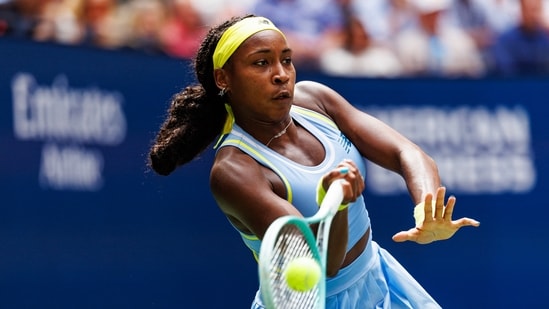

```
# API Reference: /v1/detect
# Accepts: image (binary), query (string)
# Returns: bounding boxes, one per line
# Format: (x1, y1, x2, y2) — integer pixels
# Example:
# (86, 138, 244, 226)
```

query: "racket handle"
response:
(319, 179, 345, 218)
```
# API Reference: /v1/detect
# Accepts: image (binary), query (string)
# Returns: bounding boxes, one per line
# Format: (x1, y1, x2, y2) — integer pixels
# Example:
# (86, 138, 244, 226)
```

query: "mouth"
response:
(273, 90, 292, 100)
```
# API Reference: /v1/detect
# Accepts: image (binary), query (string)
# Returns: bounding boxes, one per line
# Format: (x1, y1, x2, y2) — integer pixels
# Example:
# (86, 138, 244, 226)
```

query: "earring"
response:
(218, 87, 226, 96)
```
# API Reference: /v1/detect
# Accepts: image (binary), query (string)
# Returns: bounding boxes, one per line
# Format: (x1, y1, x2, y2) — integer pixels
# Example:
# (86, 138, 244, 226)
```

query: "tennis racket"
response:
(258, 179, 345, 309)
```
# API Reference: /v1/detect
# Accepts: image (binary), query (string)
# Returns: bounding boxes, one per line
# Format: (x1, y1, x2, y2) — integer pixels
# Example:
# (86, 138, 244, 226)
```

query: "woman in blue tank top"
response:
(148, 15, 480, 309)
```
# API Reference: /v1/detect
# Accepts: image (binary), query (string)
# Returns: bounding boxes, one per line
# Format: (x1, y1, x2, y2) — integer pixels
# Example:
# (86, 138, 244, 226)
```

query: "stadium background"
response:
(1, 36, 548, 308)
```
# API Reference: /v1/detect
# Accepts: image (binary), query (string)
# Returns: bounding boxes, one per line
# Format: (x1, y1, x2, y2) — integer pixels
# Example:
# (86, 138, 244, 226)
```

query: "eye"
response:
(282, 57, 292, 65)
(254, 59, 268, 66)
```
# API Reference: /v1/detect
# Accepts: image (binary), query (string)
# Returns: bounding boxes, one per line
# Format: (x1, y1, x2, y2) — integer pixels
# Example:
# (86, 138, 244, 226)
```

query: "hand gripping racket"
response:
(258, 179, 345, 309)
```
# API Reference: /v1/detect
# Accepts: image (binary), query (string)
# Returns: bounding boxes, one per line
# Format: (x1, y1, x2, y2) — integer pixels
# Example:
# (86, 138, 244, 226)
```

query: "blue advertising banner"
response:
(1, 39, 548, 308)
(304, 75, 549, 309)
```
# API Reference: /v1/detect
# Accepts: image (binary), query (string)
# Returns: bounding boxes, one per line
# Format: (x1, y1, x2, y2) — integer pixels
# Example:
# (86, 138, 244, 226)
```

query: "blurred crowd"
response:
(2, 0, 549, 78)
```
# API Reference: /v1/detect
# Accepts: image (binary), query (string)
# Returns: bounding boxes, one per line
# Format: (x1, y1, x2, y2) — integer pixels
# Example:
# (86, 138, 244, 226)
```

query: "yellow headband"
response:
(212, 17, 285, 70)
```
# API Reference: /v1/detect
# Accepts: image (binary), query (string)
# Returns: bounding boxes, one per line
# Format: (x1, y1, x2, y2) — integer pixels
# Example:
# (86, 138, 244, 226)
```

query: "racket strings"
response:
(268, 224, 320, 309)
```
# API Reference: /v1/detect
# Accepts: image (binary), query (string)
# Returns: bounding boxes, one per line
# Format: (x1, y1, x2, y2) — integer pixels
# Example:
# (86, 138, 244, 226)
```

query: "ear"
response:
(214, 69, 229, 90)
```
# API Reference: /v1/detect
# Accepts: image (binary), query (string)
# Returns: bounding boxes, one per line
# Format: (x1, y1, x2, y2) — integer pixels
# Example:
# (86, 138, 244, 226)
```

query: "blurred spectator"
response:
(33, 0, 129, 48)
(4, 0, 549, 78)
(33, 0, 84, 45)
(251, 0, 345, 70)
(393, 0, 485, 77)
(448, 0, 494, 50)
(350, 0, 416, 45)
(320, 11, 403, 77)
(80, 0, 128, 49)
(189, 0, 258, 25)
(446, 0, 503, 70)
(0, 0, 18, 36)
(126, 0, 166, 55)
(478, 0, 520, 34)
(0, 0, 47, 38)
(490, 0, 549, 76)
(544, 0, 549, 31)
(159, 0, 207, 59)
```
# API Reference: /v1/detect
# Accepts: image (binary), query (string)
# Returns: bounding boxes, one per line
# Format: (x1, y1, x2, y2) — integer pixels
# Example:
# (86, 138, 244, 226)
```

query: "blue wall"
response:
(1, 39, 547, 308)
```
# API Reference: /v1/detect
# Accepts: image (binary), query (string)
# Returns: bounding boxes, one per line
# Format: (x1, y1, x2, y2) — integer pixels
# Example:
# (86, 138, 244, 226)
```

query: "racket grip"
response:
(316, 179, 346, 214)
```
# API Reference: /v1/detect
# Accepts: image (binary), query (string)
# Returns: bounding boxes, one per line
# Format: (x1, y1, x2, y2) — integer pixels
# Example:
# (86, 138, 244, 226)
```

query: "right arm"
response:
(209, 147, 363, 275)
(209, 147, 300, 239)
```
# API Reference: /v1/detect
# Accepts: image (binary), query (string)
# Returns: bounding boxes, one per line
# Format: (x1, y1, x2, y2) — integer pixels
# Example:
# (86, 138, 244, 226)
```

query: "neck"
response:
(266, 117, 293, 147)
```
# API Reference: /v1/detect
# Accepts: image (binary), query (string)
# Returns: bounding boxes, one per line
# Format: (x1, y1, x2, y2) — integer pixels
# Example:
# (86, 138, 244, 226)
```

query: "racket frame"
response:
(259, 180, 345, 309)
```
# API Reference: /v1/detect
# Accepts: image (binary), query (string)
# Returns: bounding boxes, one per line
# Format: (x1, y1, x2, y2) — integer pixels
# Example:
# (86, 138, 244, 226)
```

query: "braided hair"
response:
(148, 15, 254, 176)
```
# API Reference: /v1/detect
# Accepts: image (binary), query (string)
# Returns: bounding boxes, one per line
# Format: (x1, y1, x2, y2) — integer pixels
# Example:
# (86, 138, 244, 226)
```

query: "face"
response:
(216, 30, 296, 125)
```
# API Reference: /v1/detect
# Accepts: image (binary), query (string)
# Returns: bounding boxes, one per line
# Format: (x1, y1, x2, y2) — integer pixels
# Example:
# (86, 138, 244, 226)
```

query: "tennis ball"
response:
(284, 256, 321, 292)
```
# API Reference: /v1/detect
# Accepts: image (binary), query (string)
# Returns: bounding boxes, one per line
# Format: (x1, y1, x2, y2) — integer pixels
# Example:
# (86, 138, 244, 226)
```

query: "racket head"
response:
(259, 217, 325, 309)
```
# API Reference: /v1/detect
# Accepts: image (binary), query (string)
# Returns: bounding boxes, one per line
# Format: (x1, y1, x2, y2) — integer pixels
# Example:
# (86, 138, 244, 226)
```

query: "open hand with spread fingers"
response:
(392, 187, 480, 244)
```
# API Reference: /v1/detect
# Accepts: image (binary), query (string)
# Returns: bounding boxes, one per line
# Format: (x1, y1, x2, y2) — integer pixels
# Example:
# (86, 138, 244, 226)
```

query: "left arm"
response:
(295, 80, 440, 202)
(294, 81, 480, 244)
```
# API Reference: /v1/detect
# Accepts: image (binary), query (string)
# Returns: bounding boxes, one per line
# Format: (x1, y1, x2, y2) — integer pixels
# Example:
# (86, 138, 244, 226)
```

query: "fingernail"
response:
(339, 167, 349, 174)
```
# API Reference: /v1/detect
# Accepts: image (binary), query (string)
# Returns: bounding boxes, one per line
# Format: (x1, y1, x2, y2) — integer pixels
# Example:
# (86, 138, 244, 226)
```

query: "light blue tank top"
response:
(216, 105, 371, 262)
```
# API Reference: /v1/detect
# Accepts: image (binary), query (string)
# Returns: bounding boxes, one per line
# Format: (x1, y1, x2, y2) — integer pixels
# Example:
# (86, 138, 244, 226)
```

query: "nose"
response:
(272, 62, 290, 84)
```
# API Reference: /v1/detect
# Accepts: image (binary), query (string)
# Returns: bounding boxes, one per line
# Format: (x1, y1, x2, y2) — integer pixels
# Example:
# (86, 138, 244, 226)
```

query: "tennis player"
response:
(148, 15, 480, 308)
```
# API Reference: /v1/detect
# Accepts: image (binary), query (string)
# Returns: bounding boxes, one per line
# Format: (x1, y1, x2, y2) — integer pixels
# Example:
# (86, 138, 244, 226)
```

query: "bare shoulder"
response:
(295, 80, 326, 93)
(210, 147, 271, 211)
(210, 147, 266, 196)
(209, 146, 296, 237)
(294, 81, 334, 101)
(293, 81, 334, 113)
(294, 80, 353, 119)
